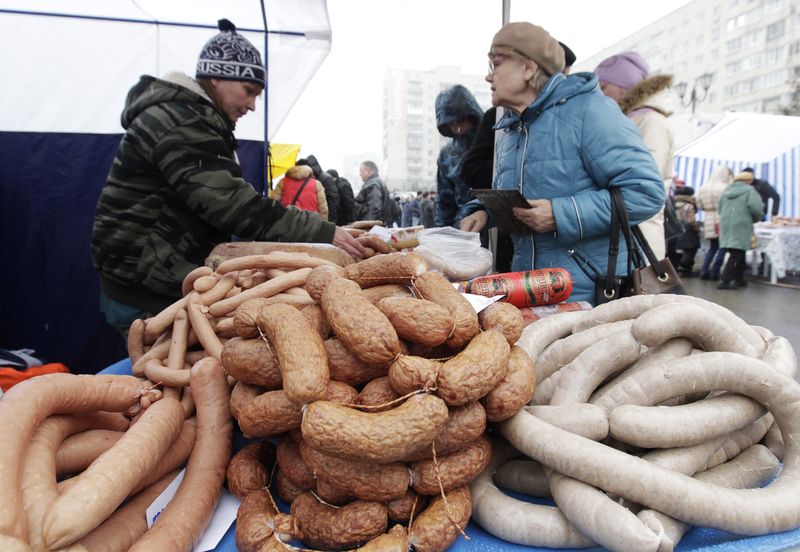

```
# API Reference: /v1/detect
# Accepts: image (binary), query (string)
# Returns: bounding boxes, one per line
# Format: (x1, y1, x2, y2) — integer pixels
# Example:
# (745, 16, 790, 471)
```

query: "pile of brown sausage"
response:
(221, 251, 536, 551)
(0, 249, 537, 552)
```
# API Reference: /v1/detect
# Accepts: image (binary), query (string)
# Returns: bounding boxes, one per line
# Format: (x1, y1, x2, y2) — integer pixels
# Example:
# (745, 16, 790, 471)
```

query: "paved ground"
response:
(681, 274, 800, 354)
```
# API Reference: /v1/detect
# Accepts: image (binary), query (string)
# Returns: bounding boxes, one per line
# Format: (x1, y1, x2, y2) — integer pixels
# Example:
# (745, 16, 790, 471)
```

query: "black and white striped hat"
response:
(196, 19, 265, 86)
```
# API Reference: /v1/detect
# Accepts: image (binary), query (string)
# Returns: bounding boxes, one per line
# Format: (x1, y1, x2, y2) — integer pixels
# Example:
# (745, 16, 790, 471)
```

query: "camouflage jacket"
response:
(91, 72, 335, 309)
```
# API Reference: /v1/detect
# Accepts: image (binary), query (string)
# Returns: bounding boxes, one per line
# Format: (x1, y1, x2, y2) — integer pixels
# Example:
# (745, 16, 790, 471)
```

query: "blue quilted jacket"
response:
(472, 71, 665, 304)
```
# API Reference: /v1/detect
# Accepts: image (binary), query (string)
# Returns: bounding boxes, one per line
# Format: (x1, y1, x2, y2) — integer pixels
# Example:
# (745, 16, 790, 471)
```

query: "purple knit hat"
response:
(594, 52, 650, 89)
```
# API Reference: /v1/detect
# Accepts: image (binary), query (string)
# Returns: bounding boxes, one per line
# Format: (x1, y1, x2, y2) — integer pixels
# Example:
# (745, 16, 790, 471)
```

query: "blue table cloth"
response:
(102, 358, 800, 551)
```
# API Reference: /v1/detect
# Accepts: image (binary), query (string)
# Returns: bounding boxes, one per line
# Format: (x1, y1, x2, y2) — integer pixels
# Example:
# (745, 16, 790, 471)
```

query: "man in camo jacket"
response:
(91, 19, 364, 332)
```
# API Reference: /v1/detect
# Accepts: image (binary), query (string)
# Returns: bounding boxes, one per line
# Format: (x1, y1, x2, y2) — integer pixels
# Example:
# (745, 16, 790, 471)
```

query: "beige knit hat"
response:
(491, 22, 565, 76)
(734, 171, 754, 183)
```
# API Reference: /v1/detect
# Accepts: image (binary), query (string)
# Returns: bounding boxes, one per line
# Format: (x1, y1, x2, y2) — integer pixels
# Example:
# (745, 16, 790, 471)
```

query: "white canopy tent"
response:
(0, 0, 331, 139)
(674, 112, 800, 218)
(0, 0, 331, 374)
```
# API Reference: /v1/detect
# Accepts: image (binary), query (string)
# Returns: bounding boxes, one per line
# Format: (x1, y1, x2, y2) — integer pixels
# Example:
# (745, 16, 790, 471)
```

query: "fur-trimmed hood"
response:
(619, 74, 674, 117)
(286, 164, 314, 180)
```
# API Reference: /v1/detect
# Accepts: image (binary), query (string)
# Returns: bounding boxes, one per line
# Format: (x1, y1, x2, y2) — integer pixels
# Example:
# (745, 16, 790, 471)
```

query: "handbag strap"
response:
(290, 177, 312, 206)
(603, 190, 623, 298)
(611, 188, 669, 279)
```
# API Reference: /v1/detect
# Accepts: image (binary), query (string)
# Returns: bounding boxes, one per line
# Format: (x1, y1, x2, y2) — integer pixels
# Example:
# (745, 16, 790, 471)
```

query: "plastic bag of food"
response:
(413, 227, 493, 281)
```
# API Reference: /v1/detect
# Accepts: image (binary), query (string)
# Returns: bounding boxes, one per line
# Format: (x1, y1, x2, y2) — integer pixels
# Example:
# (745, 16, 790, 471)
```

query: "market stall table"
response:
(101, 358, 800, 552)
(753, 225, 800, 284)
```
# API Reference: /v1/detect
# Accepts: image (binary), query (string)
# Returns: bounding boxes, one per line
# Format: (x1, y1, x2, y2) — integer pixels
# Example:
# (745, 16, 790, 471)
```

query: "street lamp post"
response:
(675, 72, 714, 114)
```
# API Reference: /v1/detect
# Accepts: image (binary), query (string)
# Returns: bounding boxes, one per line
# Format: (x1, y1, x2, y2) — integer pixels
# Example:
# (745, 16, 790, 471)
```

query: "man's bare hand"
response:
(513, 199, 555, 233)
(333, 226, 367, 260)
(460, 210, 489, 233)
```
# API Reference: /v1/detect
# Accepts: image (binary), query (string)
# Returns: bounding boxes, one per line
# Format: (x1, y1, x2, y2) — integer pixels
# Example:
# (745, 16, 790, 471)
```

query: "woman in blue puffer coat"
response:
(460, 22, 664, 305)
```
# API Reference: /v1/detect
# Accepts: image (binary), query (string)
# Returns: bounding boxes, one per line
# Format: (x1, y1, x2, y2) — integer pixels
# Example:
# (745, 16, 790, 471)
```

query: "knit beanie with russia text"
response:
(196, 19, 266, 86)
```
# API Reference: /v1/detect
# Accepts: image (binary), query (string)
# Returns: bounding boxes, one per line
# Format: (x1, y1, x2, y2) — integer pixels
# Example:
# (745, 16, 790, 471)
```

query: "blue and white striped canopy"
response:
(675, 112, 800, 218)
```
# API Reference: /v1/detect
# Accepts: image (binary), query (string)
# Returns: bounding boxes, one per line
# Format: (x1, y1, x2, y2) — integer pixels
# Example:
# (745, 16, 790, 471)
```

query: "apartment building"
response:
(381, 66, 491, 192)
(575, 0, 800, 115)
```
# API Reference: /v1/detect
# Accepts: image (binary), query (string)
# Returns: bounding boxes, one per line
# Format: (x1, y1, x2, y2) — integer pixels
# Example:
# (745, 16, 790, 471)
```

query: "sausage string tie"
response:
(340, 388, 428, 411)
(257, 326, 274, 356)
(431, 441, 470, 541)
(310, 490, 341, 509)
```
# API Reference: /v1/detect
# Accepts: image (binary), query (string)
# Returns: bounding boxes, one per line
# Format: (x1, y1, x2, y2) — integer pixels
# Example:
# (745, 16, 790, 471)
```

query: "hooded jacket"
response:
(274, 165, 328, 220)
(696, 166, 733, 239)
(328, 169, 355, 225)
(479, 71, 664, 305)
(718, 180, 764, 250)
(435, 85, 485, 228)
(302, 155, 340, 223)
(618, 74, 676, 259)
(91, 72, 335, 310)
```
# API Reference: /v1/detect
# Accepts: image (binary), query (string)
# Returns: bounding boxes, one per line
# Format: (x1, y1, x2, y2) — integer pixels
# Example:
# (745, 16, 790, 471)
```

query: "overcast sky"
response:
(272, 0, 693, 172)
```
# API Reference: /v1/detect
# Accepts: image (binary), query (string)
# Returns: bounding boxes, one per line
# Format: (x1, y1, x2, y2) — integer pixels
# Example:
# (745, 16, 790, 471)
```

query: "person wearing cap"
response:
(716, 171, 764, 290)
(459, 22, 664, 305)
(595, 51, 676, 260)
(91, 19, 365, 333)
(460, 41, 576, 272)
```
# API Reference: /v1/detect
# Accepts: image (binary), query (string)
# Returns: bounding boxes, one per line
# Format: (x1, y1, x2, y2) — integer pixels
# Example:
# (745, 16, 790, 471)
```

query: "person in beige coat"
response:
(596, 52, 675, 260)
(695, 165, 733, 280)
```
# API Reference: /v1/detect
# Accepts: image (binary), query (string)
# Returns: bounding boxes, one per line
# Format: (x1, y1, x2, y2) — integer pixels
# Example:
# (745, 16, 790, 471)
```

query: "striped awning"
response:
(674, 112, 800, 218)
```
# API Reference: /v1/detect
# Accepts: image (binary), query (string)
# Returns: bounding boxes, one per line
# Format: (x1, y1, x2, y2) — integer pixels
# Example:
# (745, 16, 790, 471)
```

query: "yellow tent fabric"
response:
(269, 143, 302, 182)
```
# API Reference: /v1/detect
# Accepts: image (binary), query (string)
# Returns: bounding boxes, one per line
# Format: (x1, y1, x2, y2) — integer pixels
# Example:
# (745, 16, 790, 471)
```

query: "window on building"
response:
(747, 7, 763, 24)
(712, 27, 721, 40)
(696, 54, 704, 65)
(791, 41, 800, 56)
(767, 47, 783, 63)
(712, 48, 720, 60)
(696, 34, 704, 46)
(709, 92, 717, 103)
(767, 20, 786, 41)
(765, 0, 784, 12)
(744, 30, 761, 46)
(726, 37, 742, 53)
(763, 96, 782, 111)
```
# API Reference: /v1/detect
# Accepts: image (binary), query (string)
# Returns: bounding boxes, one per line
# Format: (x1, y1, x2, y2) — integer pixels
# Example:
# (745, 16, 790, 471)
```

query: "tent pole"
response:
(260, 0, 270, 196)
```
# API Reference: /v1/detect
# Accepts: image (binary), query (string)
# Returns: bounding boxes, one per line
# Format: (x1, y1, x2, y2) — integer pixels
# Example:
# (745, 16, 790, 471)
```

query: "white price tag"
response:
(368, 225, 393, 241)
(462, 292, 504, 313)
(146, 469, 240, 552)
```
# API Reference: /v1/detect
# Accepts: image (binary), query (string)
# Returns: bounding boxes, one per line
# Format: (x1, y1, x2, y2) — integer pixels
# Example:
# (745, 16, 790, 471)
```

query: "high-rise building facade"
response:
(382, 66, 491, 192)
(575, 0, 800, 115)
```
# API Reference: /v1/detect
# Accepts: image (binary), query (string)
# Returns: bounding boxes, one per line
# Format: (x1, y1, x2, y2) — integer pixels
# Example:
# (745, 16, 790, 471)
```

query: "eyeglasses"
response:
(487, 49, 528, 75)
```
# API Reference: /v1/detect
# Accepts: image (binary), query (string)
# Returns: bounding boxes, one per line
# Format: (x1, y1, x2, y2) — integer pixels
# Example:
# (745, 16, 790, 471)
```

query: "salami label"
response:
(464, 268, 573, 307)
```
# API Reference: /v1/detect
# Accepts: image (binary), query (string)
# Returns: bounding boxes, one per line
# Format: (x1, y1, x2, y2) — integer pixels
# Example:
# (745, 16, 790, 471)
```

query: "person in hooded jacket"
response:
(717, 171, 764, 290)
(695, 165, 733, 280)
(460, 22, 664, 306)
(595, 52, 675, 261)
(297, 155, 339, 224)
(272, 164, 329, 220)
(327, 169, 355, 225)
(434, 84, 485, 228)
(91, 20, 364, 333)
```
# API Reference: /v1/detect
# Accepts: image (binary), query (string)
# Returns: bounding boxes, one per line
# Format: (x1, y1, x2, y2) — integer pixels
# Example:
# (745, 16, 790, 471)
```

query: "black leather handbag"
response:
(596, 188, 685, 305)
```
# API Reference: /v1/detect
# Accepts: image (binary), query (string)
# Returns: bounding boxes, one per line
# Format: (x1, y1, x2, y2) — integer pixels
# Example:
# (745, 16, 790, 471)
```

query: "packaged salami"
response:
(462, 268, 573, 307)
